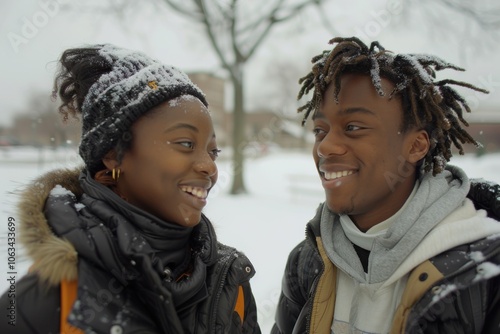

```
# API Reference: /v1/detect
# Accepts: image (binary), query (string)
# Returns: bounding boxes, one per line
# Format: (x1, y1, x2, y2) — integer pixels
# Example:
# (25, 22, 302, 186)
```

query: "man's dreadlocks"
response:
(298, 36, 489, 175)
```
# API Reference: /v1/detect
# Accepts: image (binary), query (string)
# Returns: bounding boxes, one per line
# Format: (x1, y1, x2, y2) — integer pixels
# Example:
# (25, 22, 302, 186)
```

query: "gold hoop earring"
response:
(112, 168, 121, 181)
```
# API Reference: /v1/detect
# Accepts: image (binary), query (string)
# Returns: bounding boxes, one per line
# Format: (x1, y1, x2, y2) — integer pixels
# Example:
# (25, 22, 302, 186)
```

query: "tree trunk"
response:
(230, 65, 247, 194)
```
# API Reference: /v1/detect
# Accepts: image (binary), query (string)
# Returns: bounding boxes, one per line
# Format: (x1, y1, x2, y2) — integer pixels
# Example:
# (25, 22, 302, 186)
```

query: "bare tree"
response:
(158, 0, 328, 194)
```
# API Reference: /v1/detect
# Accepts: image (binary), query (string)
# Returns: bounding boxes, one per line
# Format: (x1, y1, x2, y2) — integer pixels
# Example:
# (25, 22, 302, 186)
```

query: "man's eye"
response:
(346, 124, 361, 131)
(313, 128, 325, 136)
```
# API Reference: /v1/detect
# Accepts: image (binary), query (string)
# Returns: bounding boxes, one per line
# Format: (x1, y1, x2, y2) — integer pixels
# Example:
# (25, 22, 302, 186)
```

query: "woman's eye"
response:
(210, 148, 222, 158)
(178, 141, 195, 149)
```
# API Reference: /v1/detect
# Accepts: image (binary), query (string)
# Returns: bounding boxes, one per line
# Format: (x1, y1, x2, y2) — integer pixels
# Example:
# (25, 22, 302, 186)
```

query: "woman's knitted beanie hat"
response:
(79, 44, 207, 172)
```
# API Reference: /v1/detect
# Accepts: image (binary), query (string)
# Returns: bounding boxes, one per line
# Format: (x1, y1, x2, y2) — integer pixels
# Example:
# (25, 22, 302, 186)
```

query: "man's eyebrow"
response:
(313, 108, 376, 120)
(312, 111, 325, 120)
(165, 123, 199, 133)
(341, 107, 376, 116)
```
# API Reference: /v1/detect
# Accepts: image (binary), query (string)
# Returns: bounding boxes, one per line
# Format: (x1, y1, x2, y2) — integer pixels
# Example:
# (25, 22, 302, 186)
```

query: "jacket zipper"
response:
(305, 276, 321, 334)
(304, 224, 324, 334)
(208, 249, 239, 334)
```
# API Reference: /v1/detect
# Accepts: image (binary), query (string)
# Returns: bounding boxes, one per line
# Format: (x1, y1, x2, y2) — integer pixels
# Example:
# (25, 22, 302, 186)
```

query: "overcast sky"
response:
(1, 0, 499, 127)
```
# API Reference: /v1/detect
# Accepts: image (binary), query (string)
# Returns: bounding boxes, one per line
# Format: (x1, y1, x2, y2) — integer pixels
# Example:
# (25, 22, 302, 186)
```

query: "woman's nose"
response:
(194, 153, 217, 177)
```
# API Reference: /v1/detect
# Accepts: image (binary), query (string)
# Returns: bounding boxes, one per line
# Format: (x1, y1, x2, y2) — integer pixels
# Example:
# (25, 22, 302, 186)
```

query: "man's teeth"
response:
(324, 170, 353, 180)
(181, 186, 207, 199)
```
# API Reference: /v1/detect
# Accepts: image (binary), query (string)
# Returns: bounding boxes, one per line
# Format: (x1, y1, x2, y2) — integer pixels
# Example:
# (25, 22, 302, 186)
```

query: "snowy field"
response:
(1, 146, 500, 332)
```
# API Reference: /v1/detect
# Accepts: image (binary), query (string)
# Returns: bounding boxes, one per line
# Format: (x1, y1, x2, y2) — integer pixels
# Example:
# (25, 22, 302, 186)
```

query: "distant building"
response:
(187, 72, 315, 150)
(237, 108, 314, 150)
(187, 72, 229, 146)
(8, 107, 81, 148)
(461, 108, 500, 154)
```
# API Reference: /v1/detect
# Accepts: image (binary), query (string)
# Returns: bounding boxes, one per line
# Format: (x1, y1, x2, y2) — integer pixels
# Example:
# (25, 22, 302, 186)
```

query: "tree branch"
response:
(237, 0, 285, 34)
(244, 0, 323, 60)
(163, 0, 204, 20)
(434, 0, 500, 29)
(272, 0, 319, 23)
(314, 1, 339, 36)
(230, 0, 245, 63)
(192, 0, 233, 72)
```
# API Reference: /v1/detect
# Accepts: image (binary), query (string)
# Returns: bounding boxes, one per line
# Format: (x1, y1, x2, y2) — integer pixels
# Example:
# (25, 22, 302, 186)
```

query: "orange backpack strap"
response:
(61, 280, 245, 330)
(234, 285, 245, 325)
(60, 279, 84, 334)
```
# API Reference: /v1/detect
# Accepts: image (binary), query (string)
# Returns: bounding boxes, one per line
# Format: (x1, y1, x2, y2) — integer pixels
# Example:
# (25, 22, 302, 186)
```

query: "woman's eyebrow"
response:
(165, 123, 199, 133)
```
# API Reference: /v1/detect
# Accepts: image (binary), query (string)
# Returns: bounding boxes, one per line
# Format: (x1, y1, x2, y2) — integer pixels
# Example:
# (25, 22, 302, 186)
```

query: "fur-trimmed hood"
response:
(18, 168, 84, 285)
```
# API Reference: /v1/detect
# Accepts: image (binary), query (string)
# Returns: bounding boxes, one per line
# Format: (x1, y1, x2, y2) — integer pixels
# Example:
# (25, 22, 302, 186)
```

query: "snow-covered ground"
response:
(1, 146, 499, 332)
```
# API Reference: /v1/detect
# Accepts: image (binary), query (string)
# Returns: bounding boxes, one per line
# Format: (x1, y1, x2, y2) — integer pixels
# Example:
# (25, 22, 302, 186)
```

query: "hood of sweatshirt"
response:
(320, 165, 496, 284)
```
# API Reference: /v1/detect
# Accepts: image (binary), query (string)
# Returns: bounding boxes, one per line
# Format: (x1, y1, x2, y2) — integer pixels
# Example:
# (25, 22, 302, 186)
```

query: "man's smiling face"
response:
(312, 73, 429, 231)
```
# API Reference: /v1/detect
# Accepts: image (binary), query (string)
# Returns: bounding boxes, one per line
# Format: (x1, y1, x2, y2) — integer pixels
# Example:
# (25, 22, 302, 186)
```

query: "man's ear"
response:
(408, 130, 430, 164)
(102, 150, 119, 170)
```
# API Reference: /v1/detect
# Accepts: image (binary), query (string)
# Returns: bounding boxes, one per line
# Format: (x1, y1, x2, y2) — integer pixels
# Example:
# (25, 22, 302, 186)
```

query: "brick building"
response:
(187, 72, 229, 146)
(461, 109, 500, 154)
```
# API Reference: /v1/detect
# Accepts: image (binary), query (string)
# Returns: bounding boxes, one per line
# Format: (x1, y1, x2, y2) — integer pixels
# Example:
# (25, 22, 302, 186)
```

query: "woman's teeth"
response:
(180, 186, 207, 199)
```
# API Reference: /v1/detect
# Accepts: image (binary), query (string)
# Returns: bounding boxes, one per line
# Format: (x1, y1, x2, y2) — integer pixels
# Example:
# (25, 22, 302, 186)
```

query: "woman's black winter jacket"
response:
(0, 168, 261, 334)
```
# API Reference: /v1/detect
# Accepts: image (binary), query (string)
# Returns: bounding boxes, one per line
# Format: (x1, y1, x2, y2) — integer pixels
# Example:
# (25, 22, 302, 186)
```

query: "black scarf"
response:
(80, 170, 194, 279)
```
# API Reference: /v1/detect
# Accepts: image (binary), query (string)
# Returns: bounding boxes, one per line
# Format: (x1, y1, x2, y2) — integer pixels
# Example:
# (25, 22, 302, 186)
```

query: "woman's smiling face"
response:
(107, 95, 219, 227)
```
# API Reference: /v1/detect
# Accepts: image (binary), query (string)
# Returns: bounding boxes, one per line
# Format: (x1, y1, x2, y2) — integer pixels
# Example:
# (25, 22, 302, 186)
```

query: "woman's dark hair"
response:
(298, 37, 489, 175)
(54, 46, 112, 120)
(53, 46, 131, 170)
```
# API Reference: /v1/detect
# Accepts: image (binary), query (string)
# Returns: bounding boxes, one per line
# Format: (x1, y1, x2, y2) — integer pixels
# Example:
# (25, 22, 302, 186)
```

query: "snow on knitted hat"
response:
(79, 44, 207, 172)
